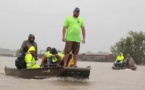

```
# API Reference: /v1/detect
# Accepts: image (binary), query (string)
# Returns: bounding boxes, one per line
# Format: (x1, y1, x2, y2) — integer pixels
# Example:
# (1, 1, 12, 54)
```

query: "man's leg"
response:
(64, 54, 70, 66)
(63, 41, 73, 67)
(72, 42, 80, 67)
(73, 54, 78, 66)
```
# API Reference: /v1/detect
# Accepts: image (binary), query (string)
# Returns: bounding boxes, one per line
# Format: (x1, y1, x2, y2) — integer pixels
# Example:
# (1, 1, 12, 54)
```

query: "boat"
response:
(4, 66, 91, 79)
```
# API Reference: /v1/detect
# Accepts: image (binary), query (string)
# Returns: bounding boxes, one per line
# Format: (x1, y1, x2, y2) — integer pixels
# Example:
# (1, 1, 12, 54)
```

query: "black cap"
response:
(74, 7, 80, 12)
(50, 48, 58, 54)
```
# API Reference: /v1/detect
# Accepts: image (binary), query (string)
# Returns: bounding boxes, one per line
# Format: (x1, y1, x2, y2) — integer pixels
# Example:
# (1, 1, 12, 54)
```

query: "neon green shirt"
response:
(64, 16, 84, 42)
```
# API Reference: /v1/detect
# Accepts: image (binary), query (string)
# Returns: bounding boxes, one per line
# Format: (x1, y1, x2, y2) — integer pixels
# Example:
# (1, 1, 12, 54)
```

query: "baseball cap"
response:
(74, 7, 80, 12)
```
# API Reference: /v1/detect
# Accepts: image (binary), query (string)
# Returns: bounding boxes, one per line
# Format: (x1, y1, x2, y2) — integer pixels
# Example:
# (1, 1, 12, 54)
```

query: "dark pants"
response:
(114, 61, 122, 67)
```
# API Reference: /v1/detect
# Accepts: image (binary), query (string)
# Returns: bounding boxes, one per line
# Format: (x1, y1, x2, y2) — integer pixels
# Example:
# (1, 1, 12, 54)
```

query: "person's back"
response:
(128, 57, 135, 67)
(15, 53, 26, 69)
(25, 46, 40, 69)
(126, 54, 136, 68)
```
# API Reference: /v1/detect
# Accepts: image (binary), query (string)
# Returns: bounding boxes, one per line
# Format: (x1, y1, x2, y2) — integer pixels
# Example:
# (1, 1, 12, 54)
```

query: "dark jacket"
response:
(19, 40, 38, 56)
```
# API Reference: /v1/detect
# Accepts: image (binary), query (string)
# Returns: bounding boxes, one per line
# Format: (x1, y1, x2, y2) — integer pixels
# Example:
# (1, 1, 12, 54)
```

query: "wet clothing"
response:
(25, 53, 40, 69)
(19, 40, 37, 56)
(64, 16, 84, 42)
(115, 53, 124, 63)
(24, 46, 40, 69)
(64, 41, 80, 54)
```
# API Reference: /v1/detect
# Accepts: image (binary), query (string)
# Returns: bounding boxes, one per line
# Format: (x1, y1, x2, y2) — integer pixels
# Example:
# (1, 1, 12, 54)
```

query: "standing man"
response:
(19, 34, 38, 60)
(62, 7, 86, 67)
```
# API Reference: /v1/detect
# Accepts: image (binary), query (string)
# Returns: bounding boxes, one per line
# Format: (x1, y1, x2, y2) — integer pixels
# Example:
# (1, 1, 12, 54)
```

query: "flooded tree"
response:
(111, 31, 145, 65)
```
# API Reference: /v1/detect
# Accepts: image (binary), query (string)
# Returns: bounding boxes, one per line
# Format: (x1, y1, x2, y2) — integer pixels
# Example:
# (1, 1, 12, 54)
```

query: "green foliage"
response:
(111, 31, 145, 65)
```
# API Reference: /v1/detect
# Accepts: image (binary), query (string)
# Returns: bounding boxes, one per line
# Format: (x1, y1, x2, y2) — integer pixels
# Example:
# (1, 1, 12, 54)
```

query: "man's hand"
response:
(52, 55, 55, 58)
(82, 38, 85, 44)
(62, 37, 66, 42)
(62, 26, 66, 42)
(54, 54, 59, 58)
(35, 57, 38, 61)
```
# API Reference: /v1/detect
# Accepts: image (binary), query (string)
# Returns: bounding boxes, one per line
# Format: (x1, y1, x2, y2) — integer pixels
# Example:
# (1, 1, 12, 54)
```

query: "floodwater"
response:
(0, 56, 145, 90)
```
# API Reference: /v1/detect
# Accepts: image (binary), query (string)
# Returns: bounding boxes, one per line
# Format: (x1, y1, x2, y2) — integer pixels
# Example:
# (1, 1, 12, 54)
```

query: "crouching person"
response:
(45, 48, 64, 66)
(40, 47, 51, 67)
(25, 46, 40, 69)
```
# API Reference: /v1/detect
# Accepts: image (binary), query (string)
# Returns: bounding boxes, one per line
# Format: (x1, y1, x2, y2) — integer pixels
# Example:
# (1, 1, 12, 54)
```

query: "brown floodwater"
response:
(0, 56, 145, 90)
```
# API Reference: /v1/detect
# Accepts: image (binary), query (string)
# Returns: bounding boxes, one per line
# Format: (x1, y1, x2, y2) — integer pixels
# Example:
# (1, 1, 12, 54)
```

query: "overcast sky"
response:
(0, 0, 145, 53)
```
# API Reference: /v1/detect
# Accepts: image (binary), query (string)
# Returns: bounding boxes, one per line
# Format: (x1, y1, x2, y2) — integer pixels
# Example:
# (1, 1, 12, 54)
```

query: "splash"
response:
(42, 77, 91, 83)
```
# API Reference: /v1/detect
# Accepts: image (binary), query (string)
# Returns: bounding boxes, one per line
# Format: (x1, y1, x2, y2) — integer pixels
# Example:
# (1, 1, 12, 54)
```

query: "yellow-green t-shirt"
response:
(64, 16, 84, 42)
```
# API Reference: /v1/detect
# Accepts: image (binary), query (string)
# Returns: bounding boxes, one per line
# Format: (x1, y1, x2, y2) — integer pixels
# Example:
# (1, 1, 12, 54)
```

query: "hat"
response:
(74, 7, 80, 12)
(28, 46, 35, 52)
(29, 34, 35, 38)
(28, 34, 35, 40)
(50, 48, 58, 54)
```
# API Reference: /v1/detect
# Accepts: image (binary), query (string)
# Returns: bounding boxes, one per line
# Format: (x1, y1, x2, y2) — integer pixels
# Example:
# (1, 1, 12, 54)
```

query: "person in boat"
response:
(44, 48, 64, 66)
(125, 54, 137, 69)
(25, 46, 40, 69)
(114, 52, 124, 67)
(59, 54, 74, 67)
(19, 34, 38, 60)
(40, 47, 51, 67)
(62, 7, 86, 67)
(67, 54, 74, 67)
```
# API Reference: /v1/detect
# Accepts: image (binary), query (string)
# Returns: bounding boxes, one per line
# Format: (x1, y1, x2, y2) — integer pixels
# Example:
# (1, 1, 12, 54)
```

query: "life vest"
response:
(45, 51, 64, 63)
(25, 53, 40, 69)
(24, 46, 40, 69)
(68, 58, 74, 67)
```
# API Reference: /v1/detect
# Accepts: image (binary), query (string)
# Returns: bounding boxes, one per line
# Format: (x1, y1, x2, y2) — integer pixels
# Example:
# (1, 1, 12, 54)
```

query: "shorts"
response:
(64, 41, 80, 54)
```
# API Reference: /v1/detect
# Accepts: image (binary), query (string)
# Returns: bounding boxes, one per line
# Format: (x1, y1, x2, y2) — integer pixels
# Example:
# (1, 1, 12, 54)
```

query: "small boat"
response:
(4, 66, 91, 79)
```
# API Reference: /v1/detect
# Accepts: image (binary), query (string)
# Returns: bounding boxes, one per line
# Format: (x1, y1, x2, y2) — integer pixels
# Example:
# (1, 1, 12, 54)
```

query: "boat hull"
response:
(5, 66, 90, 79)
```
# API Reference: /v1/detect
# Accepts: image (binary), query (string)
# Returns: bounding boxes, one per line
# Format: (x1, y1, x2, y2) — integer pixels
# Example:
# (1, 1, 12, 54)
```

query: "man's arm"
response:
(62, 17, 68, 42)
(62, 26, 67, 42)
(81, 26, 86, 43)
(41, 55, 46, 65)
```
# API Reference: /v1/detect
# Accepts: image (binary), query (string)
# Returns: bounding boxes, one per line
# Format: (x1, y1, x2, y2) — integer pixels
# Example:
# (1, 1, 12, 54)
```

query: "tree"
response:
(111, 31, 145, 65)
